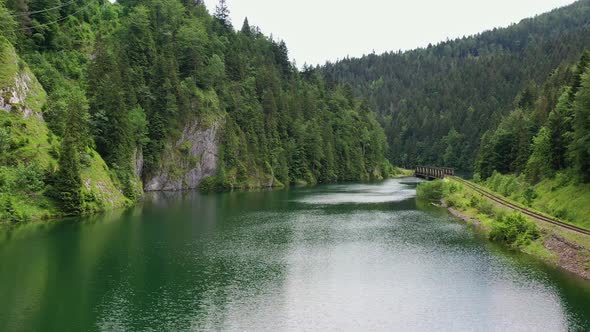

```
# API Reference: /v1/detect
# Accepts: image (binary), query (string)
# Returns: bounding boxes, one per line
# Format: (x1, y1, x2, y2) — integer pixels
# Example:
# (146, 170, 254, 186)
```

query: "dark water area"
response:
(1, 179, 590, 331)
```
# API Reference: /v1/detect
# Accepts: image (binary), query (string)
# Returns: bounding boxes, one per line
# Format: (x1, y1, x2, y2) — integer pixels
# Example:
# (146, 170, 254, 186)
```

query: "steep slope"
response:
(0, 37, 129, 221)
(322, 0, 590, 170)
(468, 50, 590, 230)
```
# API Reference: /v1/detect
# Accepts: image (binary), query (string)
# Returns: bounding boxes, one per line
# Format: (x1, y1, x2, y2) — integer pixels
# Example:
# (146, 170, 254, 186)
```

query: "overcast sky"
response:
(202, 0, 577, 66)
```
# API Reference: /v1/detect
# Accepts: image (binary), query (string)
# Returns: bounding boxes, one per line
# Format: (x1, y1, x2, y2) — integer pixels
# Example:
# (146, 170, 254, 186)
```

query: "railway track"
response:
(451, 176, 590, 236)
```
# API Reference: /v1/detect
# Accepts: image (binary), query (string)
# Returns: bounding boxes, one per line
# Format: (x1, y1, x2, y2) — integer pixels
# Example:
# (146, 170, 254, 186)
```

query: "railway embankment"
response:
(418, 178, 590, 280)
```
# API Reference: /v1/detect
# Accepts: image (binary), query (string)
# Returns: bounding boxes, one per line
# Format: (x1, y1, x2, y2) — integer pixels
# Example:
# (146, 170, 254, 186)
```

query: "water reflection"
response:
(296, 179, 420, 205)
(0, 179, 589, 331)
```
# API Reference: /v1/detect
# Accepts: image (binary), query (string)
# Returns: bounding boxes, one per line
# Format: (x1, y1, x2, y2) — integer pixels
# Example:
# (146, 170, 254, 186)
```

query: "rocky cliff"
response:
(143, 116, 223, 191)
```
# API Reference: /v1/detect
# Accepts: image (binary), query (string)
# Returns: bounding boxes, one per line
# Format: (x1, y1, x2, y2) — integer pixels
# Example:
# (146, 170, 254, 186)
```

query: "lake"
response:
(1, 178, 589, 331)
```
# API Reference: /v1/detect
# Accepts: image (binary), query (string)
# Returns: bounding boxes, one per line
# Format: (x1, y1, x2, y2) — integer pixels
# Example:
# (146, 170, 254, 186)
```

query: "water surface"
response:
(1, 179, 590, 331)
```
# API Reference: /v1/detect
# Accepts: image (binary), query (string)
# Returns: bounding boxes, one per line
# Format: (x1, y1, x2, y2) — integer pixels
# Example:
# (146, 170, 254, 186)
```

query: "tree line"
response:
(0, 0, 393, 217)
(322, 0, 590, 172)
(476, 50, 590, 184)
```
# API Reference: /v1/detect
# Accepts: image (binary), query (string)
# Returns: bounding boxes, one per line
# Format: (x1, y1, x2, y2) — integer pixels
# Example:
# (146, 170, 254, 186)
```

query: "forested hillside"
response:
(0, 0, 393, 221)
(322, 0, 590, 171)
(470, 50, 590, 228)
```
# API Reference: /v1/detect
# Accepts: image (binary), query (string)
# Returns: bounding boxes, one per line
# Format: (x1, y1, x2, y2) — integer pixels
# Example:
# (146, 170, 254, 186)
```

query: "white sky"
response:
(203, 0, 578, 66)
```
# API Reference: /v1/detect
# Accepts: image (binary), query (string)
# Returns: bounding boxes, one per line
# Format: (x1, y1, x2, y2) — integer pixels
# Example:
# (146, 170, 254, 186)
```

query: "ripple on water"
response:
(8, 178, 586, 331)
(181, 183, 576, 331)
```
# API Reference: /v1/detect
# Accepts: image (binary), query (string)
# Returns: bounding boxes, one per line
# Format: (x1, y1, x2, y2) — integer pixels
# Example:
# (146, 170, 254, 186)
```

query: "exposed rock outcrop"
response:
(0, 72, 42, 119)
(0, 38, 46, 119)
(144, 117, 223, 191)
(134, 146, 144, 178)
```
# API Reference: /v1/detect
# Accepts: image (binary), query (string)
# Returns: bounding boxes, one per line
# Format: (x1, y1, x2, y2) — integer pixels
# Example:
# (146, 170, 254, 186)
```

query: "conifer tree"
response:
(547, 90, 573, 171)
(241, 17, 251, 35)
(525, 127, 553, 183)
(570, 71, 590, 181)
(54, 90, 88, 214)
(214, 0, 231, 27)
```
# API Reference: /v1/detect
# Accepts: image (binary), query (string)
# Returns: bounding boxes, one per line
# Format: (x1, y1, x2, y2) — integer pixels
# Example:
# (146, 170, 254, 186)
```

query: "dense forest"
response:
(0, 0, 393, 220)
(322, 0, 590, 227)
(5, 0, 590, 222)
(322, 0, 590, 171)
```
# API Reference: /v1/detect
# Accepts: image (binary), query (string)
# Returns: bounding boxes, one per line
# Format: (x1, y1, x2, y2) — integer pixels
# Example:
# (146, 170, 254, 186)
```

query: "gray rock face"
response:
(134, 146, 144, 178)
(0, 72, 42, 119)
(143, 118, 222, 191)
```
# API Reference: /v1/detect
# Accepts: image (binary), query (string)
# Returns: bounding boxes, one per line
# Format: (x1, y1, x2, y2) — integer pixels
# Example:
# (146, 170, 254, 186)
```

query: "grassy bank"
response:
(392, 168, 415, 178)
(482, 172, 590, 230)
(418, 179, 590, 279)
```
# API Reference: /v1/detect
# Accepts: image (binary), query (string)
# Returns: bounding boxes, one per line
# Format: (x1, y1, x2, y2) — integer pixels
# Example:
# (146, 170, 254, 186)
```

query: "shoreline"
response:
(445, 203, 590, 280)
(2, 173, 415, 224)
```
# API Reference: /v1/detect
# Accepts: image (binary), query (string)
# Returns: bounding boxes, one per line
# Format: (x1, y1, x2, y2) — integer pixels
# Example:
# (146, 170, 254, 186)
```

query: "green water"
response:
(1, 179, 590, 331)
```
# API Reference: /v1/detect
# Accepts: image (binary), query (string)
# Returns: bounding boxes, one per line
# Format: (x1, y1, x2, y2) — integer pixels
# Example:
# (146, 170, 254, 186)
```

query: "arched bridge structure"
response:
(415, 166, 455, 180)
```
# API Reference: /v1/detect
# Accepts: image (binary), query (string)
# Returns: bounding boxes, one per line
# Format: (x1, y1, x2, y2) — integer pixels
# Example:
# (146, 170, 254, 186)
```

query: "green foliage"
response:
(547, 90, 573, 171)
(522, 187, 538, 206)
(475, 109, 534, 179)
(417, 181, 445, 202)
(570, 70, 590, 182)
(489, 213, 540, 248)
(324, 1, 590, 170)
(478, 198, 495, 217)
(2, 0, 394, 217)
(473, 47, 590, 188)
(0, 2, 17, 44)
(51, 90, 88, 214)
(525, 127, 553, 183)
(486, 172, 523, 198)
(14, 163, 45, 193)
(52, 135, 82, 214)
(214, 0, 231, 27)
(442, 128, 467, 170)
(417, 180, 461, 203)
(0, 36, 18, 87)
(198, 176, 226, 192)
(479, 171, 590, 229)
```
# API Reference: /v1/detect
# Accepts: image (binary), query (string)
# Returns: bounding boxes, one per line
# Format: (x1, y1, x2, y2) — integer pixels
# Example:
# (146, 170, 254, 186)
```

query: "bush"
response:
(417, 180, 444, 202)
(469, 194, 482, 208)
(446, 195, 466, 209)
(489, 213, 540, 247)
(486, 171, 526, 197)
(0, 195, 23, 223)
(199, 176, 229, 193)
(14, 163, 45, 194)
(446, 181, 461, 194)
(417, 179, 464, 203)
(522, 187, 537, 206)
(478, 199, 495, 216)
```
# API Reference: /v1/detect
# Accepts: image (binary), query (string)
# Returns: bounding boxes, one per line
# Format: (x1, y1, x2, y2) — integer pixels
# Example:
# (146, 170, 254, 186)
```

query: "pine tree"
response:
(547, 90, 573, 171)
(241, 17, 251, 35)
(54, 90, 88, 214)
(88, 39, 139, 198)
(525, 127, 553, 183)
(568, 50, 590, 102)
(570, 71, 590, 182)
(214, 0, 231, 27)
(442, 128, 465, 169)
